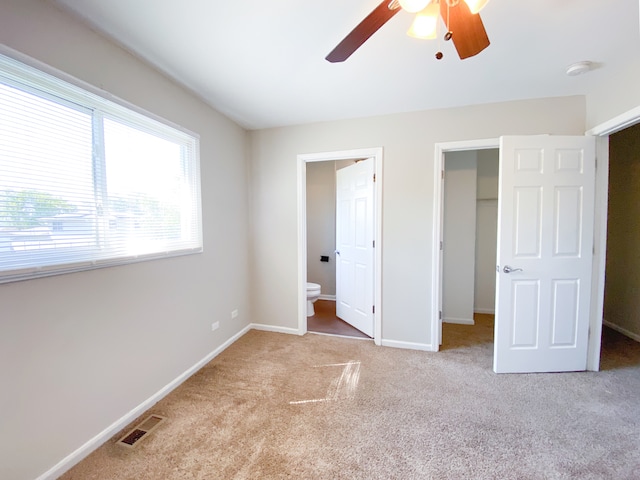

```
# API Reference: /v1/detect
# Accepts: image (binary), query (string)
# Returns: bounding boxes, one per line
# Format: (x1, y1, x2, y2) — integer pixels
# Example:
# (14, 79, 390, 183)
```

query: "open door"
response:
(335, 158, 375, 337)
(494, 135, 596, 373)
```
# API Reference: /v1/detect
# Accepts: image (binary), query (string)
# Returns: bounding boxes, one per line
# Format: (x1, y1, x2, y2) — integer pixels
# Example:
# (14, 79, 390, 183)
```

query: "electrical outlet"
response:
(231, 309, 239, 319)
(211, 321, 220, 331)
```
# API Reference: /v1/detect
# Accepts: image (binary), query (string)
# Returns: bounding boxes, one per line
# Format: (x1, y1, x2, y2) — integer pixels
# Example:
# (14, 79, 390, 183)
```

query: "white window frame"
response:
(0, 47, 203, 283)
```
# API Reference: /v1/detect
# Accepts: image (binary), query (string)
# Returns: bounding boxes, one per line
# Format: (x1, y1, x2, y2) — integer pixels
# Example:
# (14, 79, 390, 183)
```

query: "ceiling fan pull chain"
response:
(436, 0, 445, 59)
(444, 0, 453, 41)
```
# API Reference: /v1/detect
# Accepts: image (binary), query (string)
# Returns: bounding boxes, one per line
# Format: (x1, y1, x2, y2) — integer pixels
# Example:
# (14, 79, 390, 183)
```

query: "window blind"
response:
(0, 52, 202, 283)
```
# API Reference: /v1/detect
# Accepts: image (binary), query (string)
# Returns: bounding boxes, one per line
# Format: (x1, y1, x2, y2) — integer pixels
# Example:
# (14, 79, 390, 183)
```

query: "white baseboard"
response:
(36, 324, 251, 480)
(474, 308, 495, 315)
(250, 323, 301, 335)
(444, 317, 475, 325)
(603, 320, 640, 343)
(381, 339, 436, 352)
(318, 294, 336, 301)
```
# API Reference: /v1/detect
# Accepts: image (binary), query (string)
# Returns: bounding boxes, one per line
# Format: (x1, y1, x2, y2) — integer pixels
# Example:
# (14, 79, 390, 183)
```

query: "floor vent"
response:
(117, 414, 166, 448)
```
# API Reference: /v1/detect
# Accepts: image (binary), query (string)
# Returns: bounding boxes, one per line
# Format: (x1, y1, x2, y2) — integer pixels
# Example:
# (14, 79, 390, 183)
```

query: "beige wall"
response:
(586, 58, 640, 130)
(0, 1, 250, 479)
(585, 1, 640, 129)
(249, 96, 587, 347)
(604, 122, 640, 338)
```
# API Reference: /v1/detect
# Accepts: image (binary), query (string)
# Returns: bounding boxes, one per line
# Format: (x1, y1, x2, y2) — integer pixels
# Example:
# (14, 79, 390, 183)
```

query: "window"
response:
(0, 52, 202, 283)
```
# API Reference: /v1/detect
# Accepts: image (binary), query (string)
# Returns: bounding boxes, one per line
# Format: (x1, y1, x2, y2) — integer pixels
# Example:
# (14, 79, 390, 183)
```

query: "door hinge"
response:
(441, 170, 445, 179)
(439, 310, 442, 320)
(373, 173, 376, 182)
(373, 240, 375, 248)
(372, 305, 375, 314)
(440, 241, 443, 250)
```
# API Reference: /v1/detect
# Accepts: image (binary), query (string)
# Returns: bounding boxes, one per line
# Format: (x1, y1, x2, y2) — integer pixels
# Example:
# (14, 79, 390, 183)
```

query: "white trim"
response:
(381, 339, 435, 351)
(443, 317, 475, 325)
(586, 136, 609, 371)
(297, 155, 309, 336)
(604, 320, 640, 343)
(433, 138, 500, 152)
(474, 308, 495, 315)
(297, 148, 383, 346)
(432, 138, 500, 352)
(432, 135, 612, 373)
(35, 325, 251, 480)
(250, 323, 301, 335)
(586, 105, 640, 136)
(319, 294, 336, 301)
(586, 107, 640, 371)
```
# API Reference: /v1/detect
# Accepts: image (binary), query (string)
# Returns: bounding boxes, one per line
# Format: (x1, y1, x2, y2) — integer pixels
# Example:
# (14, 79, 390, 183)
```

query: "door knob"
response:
(503, 265, 523, 274)
(335, 250, 340, 255)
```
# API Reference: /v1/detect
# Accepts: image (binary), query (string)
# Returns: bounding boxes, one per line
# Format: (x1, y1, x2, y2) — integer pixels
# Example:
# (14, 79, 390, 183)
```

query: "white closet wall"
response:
(443, 151, 477, 324)
(474, 149, 499, 314)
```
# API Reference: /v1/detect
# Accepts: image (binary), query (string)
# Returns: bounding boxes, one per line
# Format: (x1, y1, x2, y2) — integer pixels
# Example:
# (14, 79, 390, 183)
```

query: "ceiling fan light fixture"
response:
(407, 3, 440, 39)
(398, 0, 432, 13)
(463, 0, 490, 14)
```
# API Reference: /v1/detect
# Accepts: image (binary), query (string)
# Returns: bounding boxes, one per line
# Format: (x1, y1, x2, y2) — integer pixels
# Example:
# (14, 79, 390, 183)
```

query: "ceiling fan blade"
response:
(326, 1, 401, 63)
(440, 0, 490, 59)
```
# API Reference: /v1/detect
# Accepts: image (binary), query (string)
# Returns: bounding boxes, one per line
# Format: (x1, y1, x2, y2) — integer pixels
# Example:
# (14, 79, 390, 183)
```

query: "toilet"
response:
(306, 282, 321, 317)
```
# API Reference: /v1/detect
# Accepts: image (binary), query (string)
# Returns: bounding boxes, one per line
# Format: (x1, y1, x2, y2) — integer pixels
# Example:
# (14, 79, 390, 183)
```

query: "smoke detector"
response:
(566, 61, 592, 76)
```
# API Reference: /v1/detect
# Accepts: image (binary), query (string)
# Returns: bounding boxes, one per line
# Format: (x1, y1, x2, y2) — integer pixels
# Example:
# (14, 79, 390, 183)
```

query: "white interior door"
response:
(494, 135, 596, 373)
(336, 158, 375, 337)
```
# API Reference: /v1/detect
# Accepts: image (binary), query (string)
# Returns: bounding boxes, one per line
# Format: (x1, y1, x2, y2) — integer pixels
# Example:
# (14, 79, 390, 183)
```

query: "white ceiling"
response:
(51, 0, 640, 130)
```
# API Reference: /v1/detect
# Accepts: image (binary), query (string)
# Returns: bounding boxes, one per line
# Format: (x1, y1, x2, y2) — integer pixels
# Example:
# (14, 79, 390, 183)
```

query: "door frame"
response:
(431, 138, 499, 351)
(586, 104, 640, 370)
(432, 105, 640, 371)
(296, 147, 383, 344)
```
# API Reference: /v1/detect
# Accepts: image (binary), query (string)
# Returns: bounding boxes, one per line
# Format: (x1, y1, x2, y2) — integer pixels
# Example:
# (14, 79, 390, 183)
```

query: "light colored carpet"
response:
(60, 316, 640, 479)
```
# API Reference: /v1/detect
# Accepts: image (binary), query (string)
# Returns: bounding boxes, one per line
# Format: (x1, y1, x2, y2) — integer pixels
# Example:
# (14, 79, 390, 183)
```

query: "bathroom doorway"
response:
(306, 158, 375, 338)
(297, 148, 383, 344)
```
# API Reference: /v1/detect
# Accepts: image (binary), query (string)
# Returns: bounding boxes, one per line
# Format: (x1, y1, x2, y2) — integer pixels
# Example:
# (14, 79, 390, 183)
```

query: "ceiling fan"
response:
(326, 0, 491, 63)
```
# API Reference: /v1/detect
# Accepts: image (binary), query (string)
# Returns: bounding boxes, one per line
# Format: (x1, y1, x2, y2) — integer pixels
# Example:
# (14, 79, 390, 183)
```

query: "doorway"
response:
(601, 123, 640, 342)
(587, 105, 640, 370)
(440, 148, 499, 348)
(434, 136, 598, 373)
(305, 159, 371, 339)
(296, 148, 383, 344)
(432, 138, 499, 347)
